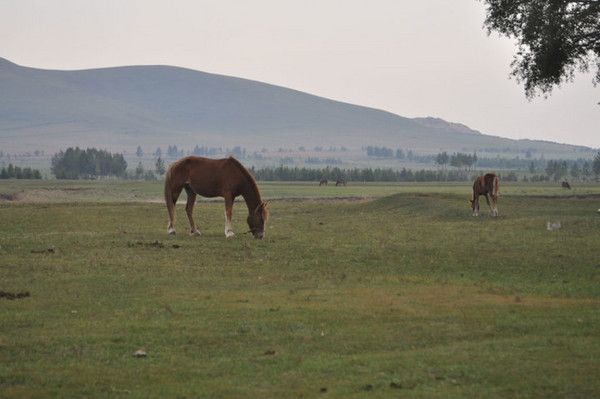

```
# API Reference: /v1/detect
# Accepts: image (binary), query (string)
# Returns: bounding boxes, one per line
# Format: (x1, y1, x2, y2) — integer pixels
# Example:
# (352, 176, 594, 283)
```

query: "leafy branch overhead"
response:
(480, 0, 600, 97)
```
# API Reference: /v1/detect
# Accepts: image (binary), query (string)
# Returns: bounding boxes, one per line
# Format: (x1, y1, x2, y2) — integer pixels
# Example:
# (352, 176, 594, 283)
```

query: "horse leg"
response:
(184, 185, 201, 236)
(224, 194, 235, 238)
(166, 185, 184, 235)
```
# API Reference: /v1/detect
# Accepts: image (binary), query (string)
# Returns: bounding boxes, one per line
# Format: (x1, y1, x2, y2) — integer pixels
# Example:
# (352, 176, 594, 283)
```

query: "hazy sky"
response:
(1, 0, 598, 148)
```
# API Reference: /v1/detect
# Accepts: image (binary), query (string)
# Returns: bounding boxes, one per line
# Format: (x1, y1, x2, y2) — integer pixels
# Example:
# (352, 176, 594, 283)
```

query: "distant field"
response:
(2, 179, 600, 203)
(1, 180, 600, 398)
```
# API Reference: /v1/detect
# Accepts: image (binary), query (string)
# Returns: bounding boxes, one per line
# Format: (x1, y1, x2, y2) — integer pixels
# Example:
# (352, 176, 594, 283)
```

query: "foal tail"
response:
(492, 175, 499, 199)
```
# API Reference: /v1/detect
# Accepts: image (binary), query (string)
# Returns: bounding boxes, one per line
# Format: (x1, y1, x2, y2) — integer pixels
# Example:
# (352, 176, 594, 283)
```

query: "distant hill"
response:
(0, 57, 593, 157)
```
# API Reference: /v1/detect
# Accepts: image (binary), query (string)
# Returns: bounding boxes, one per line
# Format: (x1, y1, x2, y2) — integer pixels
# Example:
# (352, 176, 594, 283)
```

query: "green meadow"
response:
(1, 180, 600, 398)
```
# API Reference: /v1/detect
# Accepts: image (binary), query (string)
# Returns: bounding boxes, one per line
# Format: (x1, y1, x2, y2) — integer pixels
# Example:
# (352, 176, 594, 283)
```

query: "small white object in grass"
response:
(546, 221, 561, 231)
(133, 349, 147, 358)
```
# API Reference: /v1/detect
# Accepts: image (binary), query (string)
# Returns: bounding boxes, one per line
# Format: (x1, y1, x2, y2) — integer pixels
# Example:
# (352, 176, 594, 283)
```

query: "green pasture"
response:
(1, 181, 600, 398)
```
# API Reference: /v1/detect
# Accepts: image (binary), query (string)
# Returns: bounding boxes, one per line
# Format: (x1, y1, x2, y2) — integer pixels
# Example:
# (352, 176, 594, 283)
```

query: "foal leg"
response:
(485, 194, 494, 216)
(472, 196, 479, 217)
(491, 195, 499, 217)
(224, 194, 235, 238)
(184, 185, 201, 236)
(166, 185, 184, 235)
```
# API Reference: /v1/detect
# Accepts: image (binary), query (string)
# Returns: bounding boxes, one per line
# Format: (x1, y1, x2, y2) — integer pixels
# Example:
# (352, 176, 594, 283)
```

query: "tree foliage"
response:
(481, 0, 600, 97)
(51, 147, 127, 179)
(593, 151, 600, 176)
(0, 164, 42, 179)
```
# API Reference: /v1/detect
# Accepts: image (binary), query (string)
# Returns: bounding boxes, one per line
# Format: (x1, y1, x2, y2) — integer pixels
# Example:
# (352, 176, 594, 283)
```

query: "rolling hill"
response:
(0, 57, 593, 157)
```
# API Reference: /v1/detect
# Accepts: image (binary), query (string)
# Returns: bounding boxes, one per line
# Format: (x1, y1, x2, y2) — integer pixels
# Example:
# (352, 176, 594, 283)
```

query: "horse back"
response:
(167, 156, 243, 197)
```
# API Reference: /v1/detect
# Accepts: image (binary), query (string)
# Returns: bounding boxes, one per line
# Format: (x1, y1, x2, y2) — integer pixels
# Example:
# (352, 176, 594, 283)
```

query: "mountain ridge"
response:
(0, 57, 593, 157)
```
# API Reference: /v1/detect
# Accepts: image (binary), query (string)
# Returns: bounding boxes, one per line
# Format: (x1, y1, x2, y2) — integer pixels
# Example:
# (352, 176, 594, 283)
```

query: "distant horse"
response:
(319, 178, 328, 186)
(470, 173, 499, 217)
(164, 156, 269, 239)
(335, 178, 346, 186)
(561, 181, 572, 190)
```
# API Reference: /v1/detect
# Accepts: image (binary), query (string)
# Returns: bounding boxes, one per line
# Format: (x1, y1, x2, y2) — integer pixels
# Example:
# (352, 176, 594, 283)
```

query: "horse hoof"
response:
(225, 231, 235, 238)
(167, 228, 176, 235)
(190, 230, 201, 236)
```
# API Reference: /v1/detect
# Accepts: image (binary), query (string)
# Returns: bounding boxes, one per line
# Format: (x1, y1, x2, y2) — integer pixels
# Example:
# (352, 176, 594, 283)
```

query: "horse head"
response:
(247, 202, 269, 239)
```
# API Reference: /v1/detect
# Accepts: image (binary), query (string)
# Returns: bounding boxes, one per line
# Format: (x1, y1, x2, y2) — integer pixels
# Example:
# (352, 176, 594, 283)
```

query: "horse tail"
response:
(164, 163, 178, 234)
(164, 165, 174, 206)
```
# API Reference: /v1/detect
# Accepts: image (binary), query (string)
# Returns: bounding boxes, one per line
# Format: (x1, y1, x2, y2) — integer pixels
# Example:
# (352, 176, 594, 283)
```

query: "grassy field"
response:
(2, 179, 600, 202)
(1, 180, 600, 398)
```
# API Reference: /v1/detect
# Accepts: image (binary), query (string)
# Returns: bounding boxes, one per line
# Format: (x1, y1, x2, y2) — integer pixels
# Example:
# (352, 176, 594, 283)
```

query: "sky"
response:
(1, 0, 598, 148)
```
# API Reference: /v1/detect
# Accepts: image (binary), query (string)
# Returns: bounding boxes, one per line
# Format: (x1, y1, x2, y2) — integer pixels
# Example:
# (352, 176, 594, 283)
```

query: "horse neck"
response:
(240, 177, 262, 213)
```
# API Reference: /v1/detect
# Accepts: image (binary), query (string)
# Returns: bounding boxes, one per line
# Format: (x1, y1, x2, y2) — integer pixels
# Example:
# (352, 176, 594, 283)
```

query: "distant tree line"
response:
(305, 157, 342, 165)
(51, 147, 127, 179)
(251, 166, 475, 182)
(0, 164, 42, 179)
(365, 146, 416, 160)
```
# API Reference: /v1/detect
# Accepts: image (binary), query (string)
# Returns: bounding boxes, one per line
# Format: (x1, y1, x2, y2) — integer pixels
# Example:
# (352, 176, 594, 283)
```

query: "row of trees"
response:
(51, 147, 127, 179)
(251, 166, 477, 182)
(0, 164, 42, 179)
(137, 145, 247, 159)
(545, 154, 600, 181)
(365, 146, 415, 160)
(435, 152, 478, 170)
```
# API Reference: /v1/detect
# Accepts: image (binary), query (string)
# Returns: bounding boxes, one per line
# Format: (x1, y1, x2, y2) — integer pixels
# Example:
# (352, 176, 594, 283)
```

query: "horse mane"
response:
(227, 157, 261, 199)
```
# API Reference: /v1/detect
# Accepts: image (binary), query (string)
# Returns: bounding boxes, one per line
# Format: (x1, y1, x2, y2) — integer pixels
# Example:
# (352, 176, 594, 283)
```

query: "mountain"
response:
(0, 57, 593, 157)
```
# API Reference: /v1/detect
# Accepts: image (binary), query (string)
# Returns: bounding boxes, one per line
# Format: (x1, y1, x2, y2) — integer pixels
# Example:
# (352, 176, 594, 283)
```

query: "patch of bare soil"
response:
(0, 188, 96, 203)
(269, 196, 374, 203)
(0, 290, 30, 300)
(127, 240, 182, 249)
(528, 193, 600, 200)
(31, 246, 56, 254)
(0, 191, 22, 201)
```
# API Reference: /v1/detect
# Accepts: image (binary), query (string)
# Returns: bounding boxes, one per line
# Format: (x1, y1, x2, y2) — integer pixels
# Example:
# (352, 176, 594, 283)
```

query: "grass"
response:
(1, 181, 600, 398)
(2, 179, 600, 202)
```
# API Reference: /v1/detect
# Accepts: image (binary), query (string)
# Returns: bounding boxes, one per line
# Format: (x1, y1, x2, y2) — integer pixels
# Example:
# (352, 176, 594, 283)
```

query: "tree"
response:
(135, 162, 144, 179)
(155, 157, 166, 176)
(593, 152, 600, 178)
(582, 160, 592, 180)
(435, 152, 449, 169)
(570, 162, 581, 180)
(480, 1, 600, 98)
(51, 147, 127, 179)
(136, 146, 144, 157)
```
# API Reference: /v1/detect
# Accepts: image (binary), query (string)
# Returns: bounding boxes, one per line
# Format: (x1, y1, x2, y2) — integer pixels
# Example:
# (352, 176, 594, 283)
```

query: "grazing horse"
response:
(164, 156, 269, 239)
(561, 181, 571, 190)
(470, 173, 499, 217)
(335, 178, 346, 186)
(319, 178, 328, 186)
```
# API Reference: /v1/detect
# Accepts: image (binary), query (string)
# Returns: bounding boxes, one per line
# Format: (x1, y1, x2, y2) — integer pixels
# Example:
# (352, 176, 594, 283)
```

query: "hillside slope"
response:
(0, 57, 592, 156)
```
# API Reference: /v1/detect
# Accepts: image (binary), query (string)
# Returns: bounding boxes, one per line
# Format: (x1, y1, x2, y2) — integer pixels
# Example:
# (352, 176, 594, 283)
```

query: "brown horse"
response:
(164, 156, 269, 239)
(470, 173, 499, 217)
(319, 178, 328, 186)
